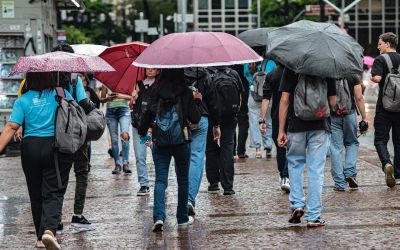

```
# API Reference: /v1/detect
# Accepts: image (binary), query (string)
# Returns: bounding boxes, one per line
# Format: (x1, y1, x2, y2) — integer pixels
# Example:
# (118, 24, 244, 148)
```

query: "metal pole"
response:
(340, 0, 345, 29)
(182, 0, 187, 32)
(257, 0, 261, 28)
(174, 13, 178, 32)
(159, 14, 164, 37)
(139, 12, 144, 42)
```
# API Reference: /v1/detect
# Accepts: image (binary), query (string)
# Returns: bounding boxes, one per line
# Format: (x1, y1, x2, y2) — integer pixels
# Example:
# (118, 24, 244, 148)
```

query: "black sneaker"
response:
(265, 148, 272, 158)
(108, 148, 113, 158)
(112, 164, 122, 174)
(152, 220, 164, 232)
(288, 207, 304, 224)
(56, 222, 63, 235)
(223, 190, 235, 195)
(346, 176, 358, 189)
(208, 184, 220, 194)
(137, 186, 150, 196)
(385, 163, 396, 188)
(238, 154, 249, 159)
(122, 164, 132, 174)
(333, 187, 346, 192)
(307, 218, 326, 227)
(71, 215, 93, 231)
(188, 202, 196, 216)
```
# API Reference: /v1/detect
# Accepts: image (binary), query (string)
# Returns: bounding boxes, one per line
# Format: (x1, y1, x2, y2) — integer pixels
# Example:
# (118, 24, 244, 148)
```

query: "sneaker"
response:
(188, 202, 196, 216)
(223, 190, 235, 195)
(307, 218, 326, 227)
(137, 186, 150, 196)
(333, 187, 346, 191)
(238, 154, 249, 159)
(255, 152, 262, 158)
(56, 222, 63, 235)
(152, 220, 164, 232)
(288, 207, 304, 224)
(107, 148, 113, 158)
(280, 177, 290, 193)
(265, 148, 272, 158)
(122, 164, 132, 174)
(384, 163, 396, 188)
(208, 184, 220, 194)
(112, 164, 122, 174)
(71, 215, 93, 231)
(346, 176, 358, 189)
(35, 240, 45, 248)
(41, 231, 60, 250)
(178, 216, 194, 227)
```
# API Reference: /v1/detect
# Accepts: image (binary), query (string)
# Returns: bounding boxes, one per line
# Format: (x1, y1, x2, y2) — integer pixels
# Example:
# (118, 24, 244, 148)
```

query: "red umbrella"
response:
(133, 32, 262, 68)
(9, 51, 115, 75)
(95, 42, 149, 95)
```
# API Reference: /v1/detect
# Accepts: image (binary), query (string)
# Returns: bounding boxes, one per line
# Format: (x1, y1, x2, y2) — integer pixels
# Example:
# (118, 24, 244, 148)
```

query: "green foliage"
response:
(63, 25, 92, 44)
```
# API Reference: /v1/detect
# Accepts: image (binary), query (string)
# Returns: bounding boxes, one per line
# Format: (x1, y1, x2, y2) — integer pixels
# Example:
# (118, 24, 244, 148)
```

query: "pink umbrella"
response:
(133, 32, 262, 68)
(9, 51, 115, 76)
(363, 56, 375, 66)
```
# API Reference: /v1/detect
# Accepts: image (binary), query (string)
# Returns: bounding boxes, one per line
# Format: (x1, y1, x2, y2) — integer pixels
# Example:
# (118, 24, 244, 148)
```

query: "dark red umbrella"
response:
(95, 42, 149, 95)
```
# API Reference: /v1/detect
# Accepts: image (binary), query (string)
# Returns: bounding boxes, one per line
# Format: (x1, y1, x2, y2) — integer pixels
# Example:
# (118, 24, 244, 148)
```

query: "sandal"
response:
(42, 230, 61, 250)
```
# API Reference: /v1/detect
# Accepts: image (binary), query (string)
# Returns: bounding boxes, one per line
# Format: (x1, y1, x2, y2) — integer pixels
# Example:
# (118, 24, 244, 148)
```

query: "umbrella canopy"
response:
(71, 44, 108, 56)
(266, 20, 363, 78)
(9, 51, 115, 76)
(363, 56, 374, 66)
(237, 27, 276, 47)
(133, 32, 262, 68)
(94, 42, 149, 95)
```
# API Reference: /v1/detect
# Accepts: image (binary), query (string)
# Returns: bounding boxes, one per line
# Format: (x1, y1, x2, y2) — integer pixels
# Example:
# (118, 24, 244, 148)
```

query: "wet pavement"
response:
(1, 89, 400, 249)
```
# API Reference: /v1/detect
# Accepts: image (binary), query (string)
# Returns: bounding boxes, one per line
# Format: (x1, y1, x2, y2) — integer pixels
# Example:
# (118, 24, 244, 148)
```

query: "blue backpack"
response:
(154, 97, 187, 146)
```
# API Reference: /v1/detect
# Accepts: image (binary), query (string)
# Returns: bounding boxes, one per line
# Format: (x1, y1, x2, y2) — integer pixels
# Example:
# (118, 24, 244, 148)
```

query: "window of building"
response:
(239, 0, 248, 8)
(199, 0, 208, 9)
(226, 0, 234, 9)
(212, 0, 222, 9)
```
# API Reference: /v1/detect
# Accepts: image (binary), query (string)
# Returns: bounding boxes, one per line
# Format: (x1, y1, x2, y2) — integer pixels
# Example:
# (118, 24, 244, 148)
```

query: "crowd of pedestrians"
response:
(0, 31, 399, 249)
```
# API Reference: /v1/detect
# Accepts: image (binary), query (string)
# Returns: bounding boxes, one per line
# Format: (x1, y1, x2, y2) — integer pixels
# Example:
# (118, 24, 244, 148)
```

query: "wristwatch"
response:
(259, 119, 266, 124)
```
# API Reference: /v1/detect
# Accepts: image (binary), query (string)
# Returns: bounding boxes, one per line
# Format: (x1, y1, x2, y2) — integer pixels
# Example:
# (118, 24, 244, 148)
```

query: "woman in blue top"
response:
(0, 72, 73, 250)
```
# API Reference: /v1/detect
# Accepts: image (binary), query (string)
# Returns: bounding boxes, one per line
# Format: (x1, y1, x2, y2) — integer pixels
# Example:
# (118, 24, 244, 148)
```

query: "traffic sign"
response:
(134, 19, 149, 33)
(305, 5, 337, 16)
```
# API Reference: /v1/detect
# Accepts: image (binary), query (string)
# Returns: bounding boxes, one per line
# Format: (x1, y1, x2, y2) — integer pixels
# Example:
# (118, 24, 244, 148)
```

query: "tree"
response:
(64, 25, 92, 44)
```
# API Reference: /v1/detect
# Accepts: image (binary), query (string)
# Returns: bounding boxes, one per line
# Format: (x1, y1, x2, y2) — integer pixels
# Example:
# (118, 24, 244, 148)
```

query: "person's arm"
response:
(354, 84, 367, 121)
(0, 122, 20, 152)
(371, 57, 384, 83)
(115, 93, 133, 101)
(371, 75, 382, 83)
(277, 92, 289, 147)
(327, 78, 337, 109)
(259, 99, 270, 134)
(99, 86, 116, 103)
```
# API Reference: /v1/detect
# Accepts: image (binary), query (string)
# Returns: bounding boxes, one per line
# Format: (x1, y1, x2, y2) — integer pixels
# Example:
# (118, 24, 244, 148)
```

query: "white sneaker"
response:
(152, 220, 164, 232)
(280, 177, 291, 193)
(178, 216, 194, 227)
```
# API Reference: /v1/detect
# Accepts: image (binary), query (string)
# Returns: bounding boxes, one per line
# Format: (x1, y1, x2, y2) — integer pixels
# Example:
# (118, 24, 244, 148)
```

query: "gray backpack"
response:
(332, 78, 353, 115)
(294, 75, 330, 120)
(54, 87, 87, 154)
(381, 54, 400, 112)
(86, 108, 106, 141)
(251, 71, 266, 102)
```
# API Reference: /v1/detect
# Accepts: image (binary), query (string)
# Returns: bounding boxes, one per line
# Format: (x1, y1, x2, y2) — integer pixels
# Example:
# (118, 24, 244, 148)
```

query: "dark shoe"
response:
(346, 176, 358, 189)
(280, 177, 291, 193)
(307, 218, 326, 227)
(87, 163, 91, 173)
(238, 154, 249, 159)
(112, 164, 122, 174)
(152, 220, 164, 232)
(56, 222, 63, 235)
(178, 216, 194, 227)
(385, 163, 396, 188)
(265, 148, 272, 158)
(122, 164, 132, 174)
(71, 215, 93, 231)
(223, 190, 235, 195)
(333, 187, 346, 192)
(137, 186, 150, 196)
(188, 202, 196, 216)
(108, 148, 113, 158)
(208, 184, 220, 194)
(288, 207, 304, 224)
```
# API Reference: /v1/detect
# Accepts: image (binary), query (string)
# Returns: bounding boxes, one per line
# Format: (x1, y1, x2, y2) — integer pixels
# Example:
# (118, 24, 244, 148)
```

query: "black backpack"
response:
(132, 81, 153, 128)
(211, 68, 240, 116)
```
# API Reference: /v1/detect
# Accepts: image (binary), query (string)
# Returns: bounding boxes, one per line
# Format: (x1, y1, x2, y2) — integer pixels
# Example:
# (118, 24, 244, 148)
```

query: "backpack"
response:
(251, 71, 266, 102)
(153, 97, 188, 146)
(294, 75, 330, 121)
(381, 54, 400, 112)
(132, 81, 153, 128)
(54, 87, 87, 154)
(211, 68, 240, 115)
(332, 78, 353, 115)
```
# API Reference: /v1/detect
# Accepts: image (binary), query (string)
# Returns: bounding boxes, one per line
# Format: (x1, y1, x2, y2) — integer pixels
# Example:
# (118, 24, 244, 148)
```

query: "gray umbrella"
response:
(237, 27, 276, 47)
(266, 20, 363, 78)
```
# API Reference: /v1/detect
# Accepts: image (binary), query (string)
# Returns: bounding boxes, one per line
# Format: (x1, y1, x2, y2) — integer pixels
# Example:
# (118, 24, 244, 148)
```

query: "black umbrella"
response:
(237, 27, 276, 47)
(266, 20, 363, 78)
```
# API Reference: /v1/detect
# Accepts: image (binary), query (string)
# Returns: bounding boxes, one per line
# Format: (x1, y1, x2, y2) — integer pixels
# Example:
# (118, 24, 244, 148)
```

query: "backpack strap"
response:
(382, 54, 394, 73)
(55, 87, 66, 102)
(260, 59, 268, 73)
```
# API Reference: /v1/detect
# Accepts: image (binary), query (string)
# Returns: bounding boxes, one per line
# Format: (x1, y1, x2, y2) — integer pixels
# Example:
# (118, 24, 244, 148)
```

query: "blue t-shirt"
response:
(69, 76, 86, 103)
(244, 60, 277, 86)
(9, 89, 73, 138)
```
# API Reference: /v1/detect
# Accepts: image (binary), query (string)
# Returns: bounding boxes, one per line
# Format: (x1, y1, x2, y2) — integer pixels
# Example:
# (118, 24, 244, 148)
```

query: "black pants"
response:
(73, 143, 89, 215)
(272, 120, 289, 178)
(21, 137, 72, 239)
(206, 116, 237, 191)
(374, 110, 400, 177)
(234, 103, 249, 156)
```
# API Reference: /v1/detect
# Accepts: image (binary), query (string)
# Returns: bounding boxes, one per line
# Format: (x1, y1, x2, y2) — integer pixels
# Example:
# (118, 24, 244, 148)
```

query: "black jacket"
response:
(184, 68, 220, 126)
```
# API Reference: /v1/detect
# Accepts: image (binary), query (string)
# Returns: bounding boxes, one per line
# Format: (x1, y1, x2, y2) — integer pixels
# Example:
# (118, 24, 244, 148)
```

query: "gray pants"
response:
(73, 143, 89, 215)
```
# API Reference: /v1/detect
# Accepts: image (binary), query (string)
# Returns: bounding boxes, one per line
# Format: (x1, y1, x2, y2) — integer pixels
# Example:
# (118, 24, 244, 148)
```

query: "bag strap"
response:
(55, 87, 66, 99)
(382, 54, 394, 73)
(260, 59, 268, 73)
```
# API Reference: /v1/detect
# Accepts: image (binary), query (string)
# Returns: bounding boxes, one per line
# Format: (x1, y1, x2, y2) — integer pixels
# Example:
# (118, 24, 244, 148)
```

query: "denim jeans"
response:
(188, 116, 209, 207)
(330, 114, 359, 189)
(106, 107, 131, 166)
(132, 127, 149, 187)
(287, 130, 330, 221)
(152, 143, 191, 224)
(248, 95, 272, 150)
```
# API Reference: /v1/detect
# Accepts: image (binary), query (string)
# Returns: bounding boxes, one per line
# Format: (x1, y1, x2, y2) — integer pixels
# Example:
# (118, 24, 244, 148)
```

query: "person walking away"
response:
(259, 63, 290, 193)
(330, 75, 368, 191)
(100, 86, 132, 175)
(278, 68, 336, 227)
(0, 72, 74, 249)
(184, 67, 221, 216)
(370, 32, 400, 187)
(206, 66, 245, 195)
(131, 68, 160, 196)
(138, 69, 202, 232)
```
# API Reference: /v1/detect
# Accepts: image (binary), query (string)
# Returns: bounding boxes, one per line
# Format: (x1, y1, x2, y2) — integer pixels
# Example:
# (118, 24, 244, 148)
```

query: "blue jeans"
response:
(188, 116, 209, 207)
(152, 143, 190, 224)
(330, 114, 359, 189)
(248, 95, 272, 149)
(132, 127, 149, 187)
(287, 130, 330, 221)
(106, 107, 131, 166)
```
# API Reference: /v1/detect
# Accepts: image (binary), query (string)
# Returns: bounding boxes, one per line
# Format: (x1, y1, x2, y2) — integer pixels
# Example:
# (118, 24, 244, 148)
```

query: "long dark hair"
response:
(51, 43, 75, 88)
(152, 68, 184, 95)
(25, 72, 57, 92)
